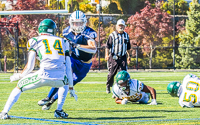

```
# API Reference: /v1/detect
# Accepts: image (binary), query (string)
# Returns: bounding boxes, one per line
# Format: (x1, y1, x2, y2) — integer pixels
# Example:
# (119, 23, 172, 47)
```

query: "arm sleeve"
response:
(65, 40, 73, 87)
(127, 35, 131, 50)
(106, 35, 113, 49)
(139, 81, 144, 92)
(20, 51, 36, 78)
(112, 84, 121, 99)
(77, 46, 97, 53)
(89, 31, 97, 39)
(65, 56, 73, 87)
(77, 39, 97, 54)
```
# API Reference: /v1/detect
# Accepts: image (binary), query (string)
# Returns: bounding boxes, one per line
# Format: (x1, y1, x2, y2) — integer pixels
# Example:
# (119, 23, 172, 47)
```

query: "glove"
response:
(69, 89, 78, 101)
(63, 32, 76, 48)
(63, 32, 74, 42)
(148, 99, 157, 105)
(121, 98, 128, 105)
(69, 41, 78, 48)
(10, 73, 21, 82)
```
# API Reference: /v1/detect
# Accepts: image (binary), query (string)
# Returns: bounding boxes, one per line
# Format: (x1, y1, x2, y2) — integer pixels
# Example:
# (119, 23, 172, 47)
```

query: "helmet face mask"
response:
(116, 71, 130, 91)
(167, 81, 181, 97)
(69, 10, 87, 34)
(38, 19, 57, 35)
(118, 80, 129, 91)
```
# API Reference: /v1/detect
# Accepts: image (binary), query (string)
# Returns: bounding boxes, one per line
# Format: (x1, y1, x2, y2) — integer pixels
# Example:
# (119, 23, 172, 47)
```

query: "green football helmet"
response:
(167, 81, 181, 97)
(116, 70, 130, 90)
(38, 19, 57, 35)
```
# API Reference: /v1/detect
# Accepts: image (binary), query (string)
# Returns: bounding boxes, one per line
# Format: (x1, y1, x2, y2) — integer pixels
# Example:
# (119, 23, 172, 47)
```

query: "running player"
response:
(38, 10, 97, 110)
(0, 19, 75, 119)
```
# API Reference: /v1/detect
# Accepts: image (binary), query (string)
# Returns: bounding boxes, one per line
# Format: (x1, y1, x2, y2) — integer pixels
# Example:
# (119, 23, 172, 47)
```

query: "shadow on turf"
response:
(108, 110, 188, 112)
(65, 116, 165, 120)
(67, 109, 189, 113)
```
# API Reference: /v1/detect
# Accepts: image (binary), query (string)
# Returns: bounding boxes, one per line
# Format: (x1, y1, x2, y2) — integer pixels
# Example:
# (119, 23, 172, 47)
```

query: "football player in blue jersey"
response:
(37, 10, 97, 110)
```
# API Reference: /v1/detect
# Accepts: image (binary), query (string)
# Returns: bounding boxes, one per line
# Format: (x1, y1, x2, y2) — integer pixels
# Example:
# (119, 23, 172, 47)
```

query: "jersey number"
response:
(183, 81, 199, 103)
(42, 39, 64, 55)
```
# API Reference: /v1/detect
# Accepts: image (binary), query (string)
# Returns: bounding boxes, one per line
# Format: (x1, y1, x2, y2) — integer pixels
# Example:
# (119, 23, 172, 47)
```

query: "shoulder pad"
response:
(130, 79, 143, 93)
(27, 37, 38, 51)
(62, 26, 70, 34)
(112, 83, 120, 98)
(83, 27, 97, 39)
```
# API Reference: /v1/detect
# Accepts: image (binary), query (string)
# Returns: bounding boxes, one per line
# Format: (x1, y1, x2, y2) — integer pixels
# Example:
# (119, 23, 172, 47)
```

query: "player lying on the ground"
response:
(0, 19, 74, 120)
(37, 10, 97, 110)
(167, 74, 200, 108)
(112, 70, 157, 105)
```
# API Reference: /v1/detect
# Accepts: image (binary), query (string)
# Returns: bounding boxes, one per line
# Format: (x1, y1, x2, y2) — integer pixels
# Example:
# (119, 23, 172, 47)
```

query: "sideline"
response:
(90, 118, 200, 124)
(4, 116, 200, 125)
(9, 115, 100, 125)
(89, 69, 200, 73)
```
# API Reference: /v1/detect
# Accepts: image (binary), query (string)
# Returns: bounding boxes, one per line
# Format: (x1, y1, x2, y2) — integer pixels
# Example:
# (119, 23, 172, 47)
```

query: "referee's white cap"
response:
(117, 19, 126, 26)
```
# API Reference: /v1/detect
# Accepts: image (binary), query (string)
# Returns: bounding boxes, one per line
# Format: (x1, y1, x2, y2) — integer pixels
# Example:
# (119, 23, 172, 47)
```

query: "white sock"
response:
(57, 85, 69, 111)
(2, 87, 21, 113)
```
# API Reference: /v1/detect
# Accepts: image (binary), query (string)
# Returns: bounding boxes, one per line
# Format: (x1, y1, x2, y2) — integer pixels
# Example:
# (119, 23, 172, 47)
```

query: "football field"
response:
(1, 72, 200, 125)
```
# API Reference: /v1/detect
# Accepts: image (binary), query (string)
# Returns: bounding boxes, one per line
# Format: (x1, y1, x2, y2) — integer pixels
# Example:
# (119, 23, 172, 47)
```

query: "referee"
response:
(105, 19, 131, 93)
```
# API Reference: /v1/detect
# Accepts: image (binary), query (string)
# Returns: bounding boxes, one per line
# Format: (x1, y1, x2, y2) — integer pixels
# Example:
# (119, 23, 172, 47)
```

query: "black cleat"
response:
(38, 97, 50, 106)
(42, 98, 56, 110)
(106, 87, 111, 94)
(54, 109, 68, 118)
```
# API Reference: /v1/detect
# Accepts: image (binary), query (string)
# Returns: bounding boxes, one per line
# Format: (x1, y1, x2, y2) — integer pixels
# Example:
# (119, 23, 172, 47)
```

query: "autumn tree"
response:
(175, 0, 200, 69)
(88, 17, 107, 69)
(0, 0, 67, 70)
(125, 1, 173, 68)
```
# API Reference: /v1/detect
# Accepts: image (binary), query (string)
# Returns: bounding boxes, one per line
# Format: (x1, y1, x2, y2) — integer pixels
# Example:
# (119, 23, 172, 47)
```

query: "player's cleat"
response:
(54, 109, 68, 118)
(0, 112, 10, 120)
(106, 87, 110, 94)
(38, 97, 50, 106)
(42, 98, 56, 110)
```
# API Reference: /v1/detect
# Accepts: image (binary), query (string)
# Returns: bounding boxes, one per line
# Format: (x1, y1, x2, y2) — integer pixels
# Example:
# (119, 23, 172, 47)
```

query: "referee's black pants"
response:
(106, 55, 127, 89)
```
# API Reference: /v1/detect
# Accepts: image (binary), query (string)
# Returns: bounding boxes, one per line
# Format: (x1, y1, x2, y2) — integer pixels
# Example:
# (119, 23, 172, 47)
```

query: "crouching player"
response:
(167, 74, 200, 108)
(0, 19, 74, 119)
(112, 71, 157, 105)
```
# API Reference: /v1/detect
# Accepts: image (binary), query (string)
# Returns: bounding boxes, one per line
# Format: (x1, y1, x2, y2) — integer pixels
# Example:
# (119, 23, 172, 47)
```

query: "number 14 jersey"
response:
(27, 35, 69, 80)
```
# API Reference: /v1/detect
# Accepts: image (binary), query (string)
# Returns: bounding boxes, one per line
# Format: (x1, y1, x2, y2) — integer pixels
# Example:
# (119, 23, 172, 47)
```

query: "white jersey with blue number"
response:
(112, 79, 149, 103)
(179, 74, 200, 107)
(27, 35, 69, 80)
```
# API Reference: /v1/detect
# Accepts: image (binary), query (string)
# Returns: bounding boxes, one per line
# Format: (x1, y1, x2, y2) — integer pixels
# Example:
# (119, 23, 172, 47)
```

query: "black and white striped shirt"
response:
(106, 31, 130, 57)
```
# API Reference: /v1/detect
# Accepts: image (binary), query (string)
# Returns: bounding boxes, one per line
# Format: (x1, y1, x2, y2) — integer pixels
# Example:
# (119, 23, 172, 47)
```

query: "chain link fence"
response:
(1, 14, 197, 72)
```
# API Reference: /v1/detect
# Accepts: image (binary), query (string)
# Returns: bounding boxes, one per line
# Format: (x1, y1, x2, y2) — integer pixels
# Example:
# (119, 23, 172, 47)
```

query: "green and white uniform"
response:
(18, 34, 70, 91)
(178, 74, 200, 108)
(112, 79, 149, 103)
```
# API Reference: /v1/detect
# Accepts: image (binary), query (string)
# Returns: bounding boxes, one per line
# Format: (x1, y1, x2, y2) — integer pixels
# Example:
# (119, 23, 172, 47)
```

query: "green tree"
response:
(108, 2, 121, 14)
(161, 0, 189, 15)
(114, 0, 156, 14)
(175, 0, 200, 69)
(68, 0, 79, 12)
